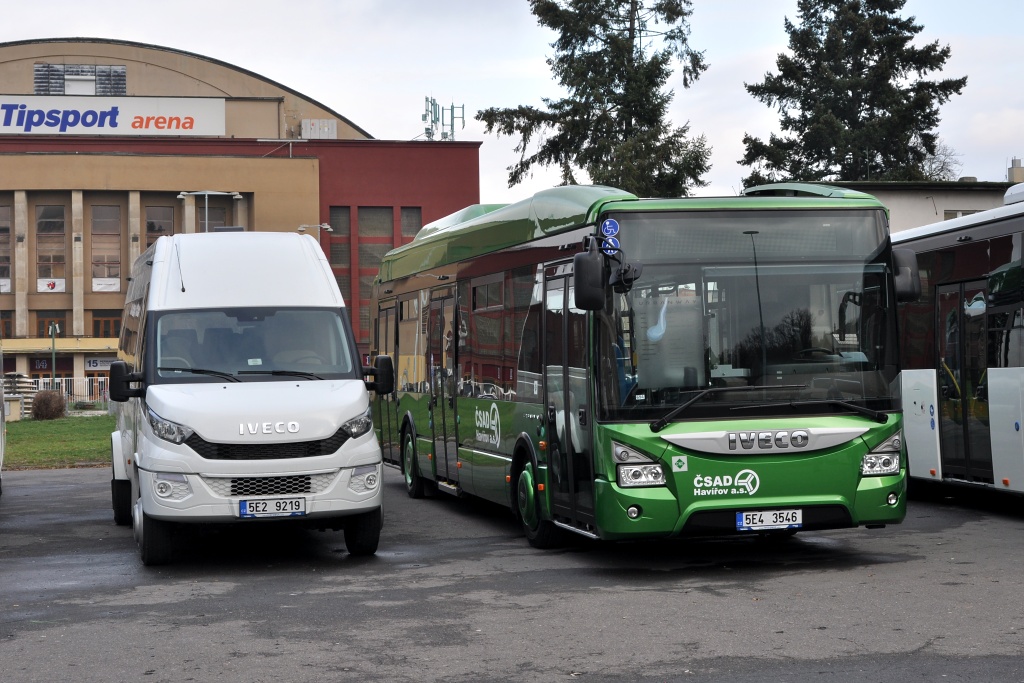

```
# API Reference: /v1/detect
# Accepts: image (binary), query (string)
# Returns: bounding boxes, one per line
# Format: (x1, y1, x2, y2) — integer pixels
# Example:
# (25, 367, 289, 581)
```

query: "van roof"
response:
(146, 232, 343, 310)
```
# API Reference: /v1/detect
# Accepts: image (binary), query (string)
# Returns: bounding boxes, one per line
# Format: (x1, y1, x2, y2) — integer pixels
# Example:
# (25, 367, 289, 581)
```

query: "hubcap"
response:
(403, 440, 414, 487)
(518, 465, 538, 529)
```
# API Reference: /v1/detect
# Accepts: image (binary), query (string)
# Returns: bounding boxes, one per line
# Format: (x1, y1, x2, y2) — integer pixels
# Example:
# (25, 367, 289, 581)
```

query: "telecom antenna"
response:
(422, 96, 465, 141)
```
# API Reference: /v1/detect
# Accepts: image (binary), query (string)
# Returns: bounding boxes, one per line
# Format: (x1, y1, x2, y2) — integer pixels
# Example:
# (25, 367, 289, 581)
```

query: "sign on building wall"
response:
(0, 96, 226, 136)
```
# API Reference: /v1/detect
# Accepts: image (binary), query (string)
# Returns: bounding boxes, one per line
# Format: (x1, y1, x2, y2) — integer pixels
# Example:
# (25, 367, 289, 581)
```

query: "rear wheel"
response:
(402, 432, 425, 499)
(516, 461, 562, 549)
(111, 478, 132, 526)
(344, 507, 382, 556)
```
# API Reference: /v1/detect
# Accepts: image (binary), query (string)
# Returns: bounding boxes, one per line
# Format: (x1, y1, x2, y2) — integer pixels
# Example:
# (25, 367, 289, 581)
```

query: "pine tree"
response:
(740, 0, 967, 186)
(477, 0, 711, 197)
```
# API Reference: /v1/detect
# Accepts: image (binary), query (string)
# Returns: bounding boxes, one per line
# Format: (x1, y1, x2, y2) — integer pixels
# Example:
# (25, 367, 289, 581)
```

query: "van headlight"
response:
(147, 406, 194, 445)
(342, 407, 374, 439)
(862, 431, 902, 476)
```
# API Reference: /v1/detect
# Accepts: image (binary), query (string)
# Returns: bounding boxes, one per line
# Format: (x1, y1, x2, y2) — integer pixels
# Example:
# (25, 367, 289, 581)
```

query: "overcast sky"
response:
(2, 0, 1021, 203)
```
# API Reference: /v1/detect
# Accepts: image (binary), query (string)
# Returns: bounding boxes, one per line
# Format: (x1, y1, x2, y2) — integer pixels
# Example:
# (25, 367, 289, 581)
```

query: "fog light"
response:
(153, 472, 191, 500)
(626, 505, 642, 519)
(155, 481, 173, 497)
(887, 492, 899, 505)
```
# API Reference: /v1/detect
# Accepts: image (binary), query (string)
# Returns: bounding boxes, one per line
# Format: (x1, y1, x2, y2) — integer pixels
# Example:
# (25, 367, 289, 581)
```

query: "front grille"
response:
(187, 428, 349, 460)
(202, 472, 337, 498)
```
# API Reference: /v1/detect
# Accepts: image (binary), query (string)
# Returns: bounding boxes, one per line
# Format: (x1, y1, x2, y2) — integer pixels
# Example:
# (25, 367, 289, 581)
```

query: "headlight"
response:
(348, 464, 381, 493)
(147, 407, 194, 445)
(862, 431, 902, 476)
(617, 463, 666, 488)
(342, 407, 374, 439)
(612, 441, 666, 487)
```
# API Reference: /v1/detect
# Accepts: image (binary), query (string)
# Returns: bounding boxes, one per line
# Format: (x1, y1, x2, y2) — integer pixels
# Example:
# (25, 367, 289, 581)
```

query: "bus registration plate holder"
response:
(736, 509, 802, 531)
(239, 498, 306, 518)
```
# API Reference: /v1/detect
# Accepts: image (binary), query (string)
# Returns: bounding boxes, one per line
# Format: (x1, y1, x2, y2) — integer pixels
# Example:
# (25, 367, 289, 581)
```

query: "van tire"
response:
(402, 432, 425, 499)
(344, 507, 382, 557)
(135, 502, 174, 566)
(111, 479, 132, 526)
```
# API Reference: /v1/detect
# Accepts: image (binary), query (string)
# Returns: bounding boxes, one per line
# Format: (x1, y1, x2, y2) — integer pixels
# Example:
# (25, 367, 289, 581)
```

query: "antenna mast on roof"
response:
(422, 96, 464, 141)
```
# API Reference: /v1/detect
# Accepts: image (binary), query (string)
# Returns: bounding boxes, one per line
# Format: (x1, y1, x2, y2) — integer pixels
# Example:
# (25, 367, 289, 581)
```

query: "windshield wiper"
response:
(732, 398, 888, 423)
(238, 369, 324, 380)
(157, 367, 240, 382)
(650, 384, 804, 433)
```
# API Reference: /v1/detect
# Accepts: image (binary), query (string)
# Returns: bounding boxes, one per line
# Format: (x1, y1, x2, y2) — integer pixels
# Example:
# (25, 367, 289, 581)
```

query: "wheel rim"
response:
(517, 464, 538, 530)
(403, 437, 415, 488)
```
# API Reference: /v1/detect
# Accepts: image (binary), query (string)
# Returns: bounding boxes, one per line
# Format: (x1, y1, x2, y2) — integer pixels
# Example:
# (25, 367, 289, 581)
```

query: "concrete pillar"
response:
(13, 191, 28, 338)
(71, 190, 85, 337)
(235, 195, 248, 230)
(182, 194, 196, 234)
(129, 191, 142, 266)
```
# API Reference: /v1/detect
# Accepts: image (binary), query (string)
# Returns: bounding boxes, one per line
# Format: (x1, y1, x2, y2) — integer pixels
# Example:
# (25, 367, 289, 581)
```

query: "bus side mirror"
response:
(573, 238, 607, 311)
(893, 248, 921, 303)
(364, 355, 394, 395)
(108, 360, 145, 402)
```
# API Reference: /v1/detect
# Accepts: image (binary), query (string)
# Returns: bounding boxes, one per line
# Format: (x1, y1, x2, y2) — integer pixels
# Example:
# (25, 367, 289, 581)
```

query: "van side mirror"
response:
(892, 248, 921, 303)
(364, 355, 394, 395)
(108, 360, 145, 402)
(573, 238, 607, 311)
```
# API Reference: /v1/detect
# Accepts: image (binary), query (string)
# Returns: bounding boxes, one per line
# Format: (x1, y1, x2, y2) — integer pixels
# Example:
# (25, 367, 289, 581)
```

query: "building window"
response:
(358, 207, 393, 238)
(329, 206, 351, 268)
(0, 205, 10, 288)
(145, 206, 174, 246)
(200, 207, 227, 233)
(36, 205, 66, 291)
(0, 311, 12, 339)
(943, 210, 981, 221)
(91, 206, 121, 286)
(34, 64, 127, 96)
(37, 311, 67, 338)
(401, 207, 422, 238)
(92, 310, 121, 338)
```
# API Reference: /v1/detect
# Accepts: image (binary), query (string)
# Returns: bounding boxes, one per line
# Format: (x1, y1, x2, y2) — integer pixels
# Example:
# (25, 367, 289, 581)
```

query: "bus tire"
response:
(402, 430, 425, 499)
(344, 507, 382, 557)
(516, 461, 562, 549)
(111, 478, 132, 526)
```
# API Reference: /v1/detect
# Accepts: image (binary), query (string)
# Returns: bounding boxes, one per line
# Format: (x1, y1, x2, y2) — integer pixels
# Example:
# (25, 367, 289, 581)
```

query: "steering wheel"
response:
(795, 347, 834, 357)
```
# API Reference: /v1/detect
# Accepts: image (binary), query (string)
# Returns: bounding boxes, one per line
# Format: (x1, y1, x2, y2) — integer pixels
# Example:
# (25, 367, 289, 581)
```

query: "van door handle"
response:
(577, 406, 587, 427)
(547, 404, 556, 422)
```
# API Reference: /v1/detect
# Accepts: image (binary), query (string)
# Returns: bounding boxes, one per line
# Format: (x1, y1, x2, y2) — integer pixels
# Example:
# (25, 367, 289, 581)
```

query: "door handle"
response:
(577, 406, 587, 427)
(547, 404, 556, 423)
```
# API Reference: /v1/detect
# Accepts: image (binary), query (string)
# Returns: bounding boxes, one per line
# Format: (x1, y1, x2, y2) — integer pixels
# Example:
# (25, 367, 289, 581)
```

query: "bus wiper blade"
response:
(650, 384, 804, 433)
(157, 367, 240, 382)
(238, 369, 324, 380)
(732, 399, 888, 423)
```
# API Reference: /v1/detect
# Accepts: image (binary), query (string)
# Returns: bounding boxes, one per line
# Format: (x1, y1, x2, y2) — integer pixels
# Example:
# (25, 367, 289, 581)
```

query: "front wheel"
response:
(134, 500, 174, 566)
(516, 462, 562, 549)
(344, 507, 382, 557)
(112, 478, 132, 526)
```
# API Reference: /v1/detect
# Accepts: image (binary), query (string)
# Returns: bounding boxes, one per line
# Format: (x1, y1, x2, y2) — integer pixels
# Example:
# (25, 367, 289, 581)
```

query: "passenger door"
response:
(544, 269, 595, 529)
(428, 292, 459, 483)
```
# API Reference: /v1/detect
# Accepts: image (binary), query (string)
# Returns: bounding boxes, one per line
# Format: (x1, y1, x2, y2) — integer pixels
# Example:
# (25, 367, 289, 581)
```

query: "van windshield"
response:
(149, 307, 361, 383)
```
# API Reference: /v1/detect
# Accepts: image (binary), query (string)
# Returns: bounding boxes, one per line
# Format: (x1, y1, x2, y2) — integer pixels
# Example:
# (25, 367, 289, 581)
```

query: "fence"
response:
(3, 375, 110, 417)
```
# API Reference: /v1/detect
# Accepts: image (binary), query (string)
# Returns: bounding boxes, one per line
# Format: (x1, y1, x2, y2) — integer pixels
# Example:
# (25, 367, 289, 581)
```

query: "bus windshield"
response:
(149, 307, 361, 383)
(596, 209, 900, 421)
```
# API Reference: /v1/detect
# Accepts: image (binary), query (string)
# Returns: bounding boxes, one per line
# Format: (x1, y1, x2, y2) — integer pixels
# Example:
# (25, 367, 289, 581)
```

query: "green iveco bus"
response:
(369, 183, 920, 547)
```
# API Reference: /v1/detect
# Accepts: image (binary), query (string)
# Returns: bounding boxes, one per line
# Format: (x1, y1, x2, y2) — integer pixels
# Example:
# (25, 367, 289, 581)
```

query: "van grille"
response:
(186, 428, 349, 460)
(202, 472, 337, 498)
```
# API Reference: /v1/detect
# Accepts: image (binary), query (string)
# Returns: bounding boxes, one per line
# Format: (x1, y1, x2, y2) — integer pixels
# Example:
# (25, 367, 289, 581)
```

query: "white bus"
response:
(108, 232, 393, 565)
(895, 183, 1024, 494)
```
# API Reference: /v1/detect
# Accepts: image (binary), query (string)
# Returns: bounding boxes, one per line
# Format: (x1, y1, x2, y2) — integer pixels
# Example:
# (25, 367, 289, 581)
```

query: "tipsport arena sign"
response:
(0, 96, 225, 136)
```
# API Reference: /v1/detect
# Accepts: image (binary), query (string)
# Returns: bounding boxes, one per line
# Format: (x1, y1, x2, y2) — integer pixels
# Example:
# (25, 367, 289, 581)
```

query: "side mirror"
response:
(892, 248, 921, 303)
(363, 355, 394, 395)
(108, 360, 145, 402)
(573, 238, 607, 311)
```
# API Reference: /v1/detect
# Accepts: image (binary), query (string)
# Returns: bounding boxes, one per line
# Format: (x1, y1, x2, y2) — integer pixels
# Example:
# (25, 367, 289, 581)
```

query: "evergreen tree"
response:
(477, 0, 711, 197)
(740, 0, 967, 186)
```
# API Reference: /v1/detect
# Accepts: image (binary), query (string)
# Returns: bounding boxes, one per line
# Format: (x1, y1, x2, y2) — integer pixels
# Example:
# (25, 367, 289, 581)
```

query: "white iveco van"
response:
(108, 232, 393, 566)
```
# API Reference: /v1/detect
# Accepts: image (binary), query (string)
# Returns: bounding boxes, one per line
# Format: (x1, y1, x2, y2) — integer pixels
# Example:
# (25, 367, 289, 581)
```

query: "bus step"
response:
(435, 481, 463, 497)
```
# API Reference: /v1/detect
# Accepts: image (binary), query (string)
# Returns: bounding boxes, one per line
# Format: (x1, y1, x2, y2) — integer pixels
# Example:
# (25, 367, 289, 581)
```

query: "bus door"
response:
(375, 303, 400, 467)
(544, 270, 595, 528)
(428, 292, 459, 484)
(936, 281, 993, 482)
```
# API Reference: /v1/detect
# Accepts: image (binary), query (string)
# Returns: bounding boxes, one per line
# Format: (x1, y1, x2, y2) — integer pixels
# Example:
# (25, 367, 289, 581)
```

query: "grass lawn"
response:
(4, 414, 115, 469)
